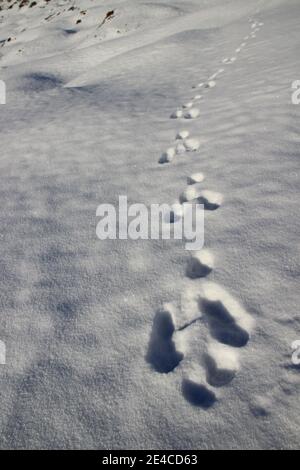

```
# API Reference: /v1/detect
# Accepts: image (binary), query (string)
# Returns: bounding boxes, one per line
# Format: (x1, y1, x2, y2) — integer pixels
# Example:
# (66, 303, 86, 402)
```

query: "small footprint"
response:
(204, 342, 240, 387)
(182, 102, 194, 109)
(205, 80, 216, 88)
(159, 147, 175, 164)
(184, 138, 200, 152)
(187, 172, 205, 184)
(176, 130, 189, 140)
(197, 190, 223, 210)
(182, 379, 216, 408)
(184, 108, 200, 119)
(175, 142, 186, 155)
(186, 250, 214, 279)
(170, 109, 183, 119)
(180, 185, 202, 203)
(148, 280, 253, 407)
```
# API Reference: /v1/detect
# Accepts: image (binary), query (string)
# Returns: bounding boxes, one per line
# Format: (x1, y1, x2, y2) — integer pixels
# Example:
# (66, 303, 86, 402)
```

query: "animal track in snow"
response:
(147, 306, 184, 373)
(184, 108, 200, 119)
(175, 142, 186, 155)
(184, 138, 201, 152)
(179, 186, 223, 210)
(180, 185, 202, 203)
(186, 250, 214, 279)
(148, 280, 253, 407)
(176, 130, 189, 140)
(187, 172, 205, 184)
(170, 109, 183, 119)
(205, 80, 216, 88)
(182, 378, 216, 408)
(182, 102, 193, 109)
(198, 282, 254, 348)
(223, 57, 237, 64)
(204, 342, 240, 387)
(197, 190, 223, 210)
(159, 147, 175, 164)
(152, 18, 260, 405)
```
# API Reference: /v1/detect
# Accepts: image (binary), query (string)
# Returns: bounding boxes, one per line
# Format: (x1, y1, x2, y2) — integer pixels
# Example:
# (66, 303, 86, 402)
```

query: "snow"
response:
(0, 0, 300, 450)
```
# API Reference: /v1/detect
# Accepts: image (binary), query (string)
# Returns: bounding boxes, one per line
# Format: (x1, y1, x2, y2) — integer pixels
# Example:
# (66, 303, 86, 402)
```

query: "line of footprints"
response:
(148, 17, 264, 408)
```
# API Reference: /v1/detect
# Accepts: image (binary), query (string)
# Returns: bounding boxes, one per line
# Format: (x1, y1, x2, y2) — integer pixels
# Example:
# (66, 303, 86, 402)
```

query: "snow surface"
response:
(0, 0, 299, 450)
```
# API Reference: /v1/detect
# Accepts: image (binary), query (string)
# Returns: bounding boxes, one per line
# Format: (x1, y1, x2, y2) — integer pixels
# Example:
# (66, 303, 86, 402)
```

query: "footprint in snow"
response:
(182, 378, 216, 408)
(184, 108, 200, 119)
(180, 186, 223, 210)
(186, 249, 214, 279)
(205, 80, 216, 88)
(171, 107, 200, 119)
(187, 172, 205, 184)
(159, 147, 175, 164)
(176, 130, 190, 140)
(146, 308, 183, 373)
(184, 138, 201, 152)
(148, 280, 254, 407)
(182, 102, 194, 109)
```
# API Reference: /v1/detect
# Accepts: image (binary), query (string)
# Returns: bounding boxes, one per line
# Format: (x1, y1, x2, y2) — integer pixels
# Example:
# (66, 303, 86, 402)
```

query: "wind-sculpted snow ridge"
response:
(0, 0, 299, 451)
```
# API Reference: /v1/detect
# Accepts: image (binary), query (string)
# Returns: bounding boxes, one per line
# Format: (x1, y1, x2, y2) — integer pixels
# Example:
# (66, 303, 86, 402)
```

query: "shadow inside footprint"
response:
(201, 299, 249, 347)
(182, 379, 216, 408)
(203, 353, 236, 387)
(146, 310, 183, 373)
(196, 197, 220, 211)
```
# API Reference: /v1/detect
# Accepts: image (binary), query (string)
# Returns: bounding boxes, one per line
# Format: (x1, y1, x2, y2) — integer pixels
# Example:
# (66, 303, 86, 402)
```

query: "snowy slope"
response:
(0, 0, 299, 450)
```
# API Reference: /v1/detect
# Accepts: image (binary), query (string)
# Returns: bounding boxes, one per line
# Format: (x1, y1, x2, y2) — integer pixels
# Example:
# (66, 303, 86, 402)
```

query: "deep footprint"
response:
(200, 297, 250, 347)
(147, 309, 183, 373)
(203, 343, 239, 387)
(182, 379, 216, 408)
